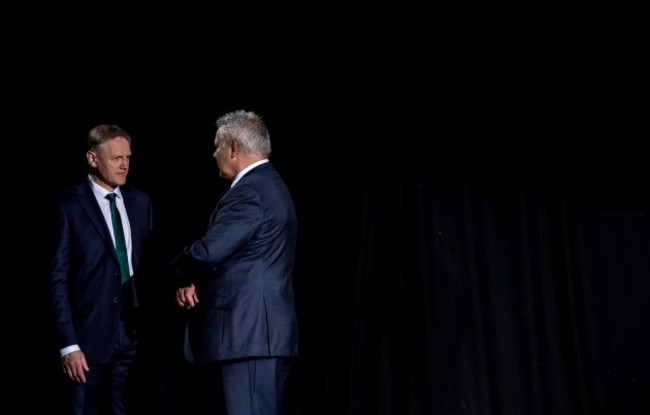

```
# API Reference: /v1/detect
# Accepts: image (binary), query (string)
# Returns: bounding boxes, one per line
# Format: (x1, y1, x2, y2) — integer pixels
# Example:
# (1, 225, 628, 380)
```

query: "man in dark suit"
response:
(48, 124, 154, 415)
(173, 110, 299, 415)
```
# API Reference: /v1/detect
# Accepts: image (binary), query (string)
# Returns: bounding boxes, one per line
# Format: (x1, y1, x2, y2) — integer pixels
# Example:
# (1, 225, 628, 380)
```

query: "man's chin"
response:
(113, 178, 127, 187)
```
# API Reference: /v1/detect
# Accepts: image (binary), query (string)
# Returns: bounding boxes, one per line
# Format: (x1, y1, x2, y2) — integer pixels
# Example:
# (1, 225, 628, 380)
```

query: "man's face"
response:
(88, 136, 131, 191)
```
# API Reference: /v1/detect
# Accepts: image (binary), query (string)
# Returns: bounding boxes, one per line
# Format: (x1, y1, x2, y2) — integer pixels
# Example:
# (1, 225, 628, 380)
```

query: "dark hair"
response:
(88, 124, 131, 151)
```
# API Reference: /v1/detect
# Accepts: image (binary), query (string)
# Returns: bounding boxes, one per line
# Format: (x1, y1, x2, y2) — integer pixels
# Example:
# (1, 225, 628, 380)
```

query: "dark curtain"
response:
(340, 154, 649, 415)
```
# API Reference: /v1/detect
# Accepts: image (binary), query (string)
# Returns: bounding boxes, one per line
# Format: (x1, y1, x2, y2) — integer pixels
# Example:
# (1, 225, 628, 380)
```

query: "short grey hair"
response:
(215, 110, 271, 157)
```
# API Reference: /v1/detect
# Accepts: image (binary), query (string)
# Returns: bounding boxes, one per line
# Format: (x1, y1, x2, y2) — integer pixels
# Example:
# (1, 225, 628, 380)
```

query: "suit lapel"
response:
(77, 182, 117, 258)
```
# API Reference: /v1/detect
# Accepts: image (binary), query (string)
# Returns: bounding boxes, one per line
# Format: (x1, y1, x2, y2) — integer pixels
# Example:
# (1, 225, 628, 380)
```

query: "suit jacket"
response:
(174, 162, 299, 363)
(49, 179, 153, 364)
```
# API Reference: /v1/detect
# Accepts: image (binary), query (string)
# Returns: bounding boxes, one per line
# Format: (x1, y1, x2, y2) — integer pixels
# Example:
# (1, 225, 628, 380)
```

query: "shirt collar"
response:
(231, 159, 269, 188)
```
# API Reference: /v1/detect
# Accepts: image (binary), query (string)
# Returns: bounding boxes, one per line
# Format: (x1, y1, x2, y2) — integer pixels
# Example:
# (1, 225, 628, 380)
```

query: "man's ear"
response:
(231, 140, 239, 158)
(87, 151, 98, 167)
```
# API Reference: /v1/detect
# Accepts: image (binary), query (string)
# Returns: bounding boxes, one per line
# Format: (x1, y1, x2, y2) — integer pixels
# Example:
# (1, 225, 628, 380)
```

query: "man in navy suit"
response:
(173, 110, 299, 415)
(48, 124, 154, 414)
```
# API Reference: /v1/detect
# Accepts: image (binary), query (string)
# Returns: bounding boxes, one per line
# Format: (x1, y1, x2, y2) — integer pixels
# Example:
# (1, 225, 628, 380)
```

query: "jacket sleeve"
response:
(170, 247, 212, 287)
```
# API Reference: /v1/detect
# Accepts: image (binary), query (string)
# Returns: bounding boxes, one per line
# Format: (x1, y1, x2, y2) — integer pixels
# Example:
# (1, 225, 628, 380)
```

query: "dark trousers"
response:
(65, 320, 137, 415)
(220, 357, 293, 415)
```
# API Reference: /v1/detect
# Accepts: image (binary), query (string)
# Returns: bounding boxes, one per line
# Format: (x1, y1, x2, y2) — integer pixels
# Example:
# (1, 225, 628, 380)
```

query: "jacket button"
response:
(113, 297, 120, 303)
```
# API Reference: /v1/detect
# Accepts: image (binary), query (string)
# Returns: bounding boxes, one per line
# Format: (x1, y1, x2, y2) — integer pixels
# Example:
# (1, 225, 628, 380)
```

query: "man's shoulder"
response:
(120, 185, 150, 200)
(55, 181, 89, 203)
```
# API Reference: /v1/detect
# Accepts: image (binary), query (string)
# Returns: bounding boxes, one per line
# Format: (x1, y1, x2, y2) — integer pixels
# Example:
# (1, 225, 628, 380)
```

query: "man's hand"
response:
(176, 283, 199, 309)
(62, 350, 89, 383)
